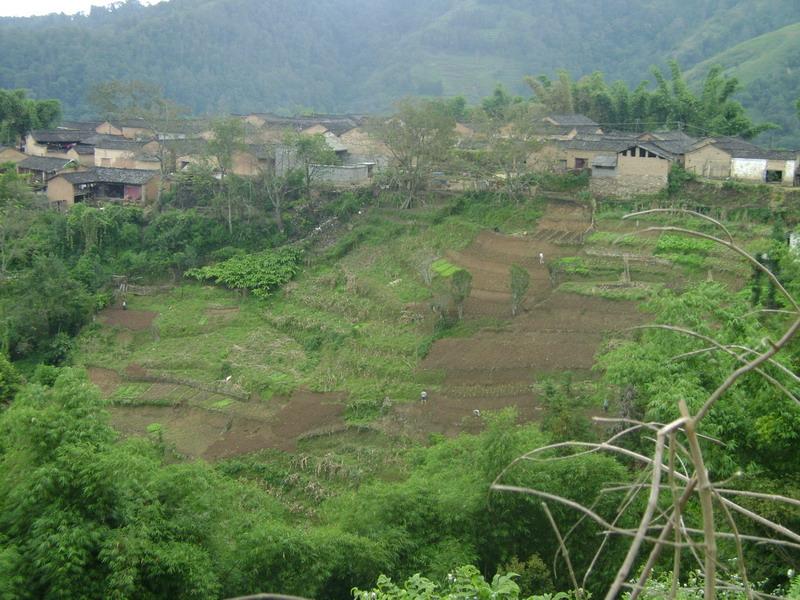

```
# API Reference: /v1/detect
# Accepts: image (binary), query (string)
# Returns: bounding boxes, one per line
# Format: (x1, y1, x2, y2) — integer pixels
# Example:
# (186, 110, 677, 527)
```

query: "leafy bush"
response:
(551, 257, 590, 276)
(186, 246, 303, 297)
(667, 164, 696, 196)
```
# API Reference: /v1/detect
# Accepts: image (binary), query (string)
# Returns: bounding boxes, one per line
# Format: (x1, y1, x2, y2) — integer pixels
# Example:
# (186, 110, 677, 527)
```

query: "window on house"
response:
(766, 170, 783, 183)
(575, 158, 587, 169)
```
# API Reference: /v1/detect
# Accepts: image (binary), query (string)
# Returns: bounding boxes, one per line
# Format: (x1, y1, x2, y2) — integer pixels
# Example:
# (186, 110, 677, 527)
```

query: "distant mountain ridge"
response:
(0, 0, 798, 144)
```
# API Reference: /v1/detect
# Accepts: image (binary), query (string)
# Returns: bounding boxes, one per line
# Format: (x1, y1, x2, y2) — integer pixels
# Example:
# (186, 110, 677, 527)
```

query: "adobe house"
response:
(94, 138, 160, 170)
(338, 126, 391, 168)
(685, 137, 797, 184)
(25, 129, 94, 157)
(589, 143, 672, 197)
(550, 134, 638, 170)
(46, 167, 161, 210)
(24, 129, 120, 166)
(16, 156, 78, 188)
(0, 145, 26, 165)
(635, 131, 698, 167)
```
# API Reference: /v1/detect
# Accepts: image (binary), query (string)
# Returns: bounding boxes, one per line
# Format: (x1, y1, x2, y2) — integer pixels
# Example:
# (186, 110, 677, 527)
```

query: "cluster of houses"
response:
(531, 114, 798, 196)
(0, 113, 388, 210)
(0, 111, 796, 211)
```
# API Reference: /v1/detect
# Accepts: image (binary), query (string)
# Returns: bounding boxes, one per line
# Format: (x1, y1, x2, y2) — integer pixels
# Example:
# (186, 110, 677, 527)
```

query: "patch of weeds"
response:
(587, 231, 652, 248)
(552, 256, 591, 276)
(146, 422, 163, 434)
(431, 258, 460, 277)
(211, 399, 233, 410)
(109, 383, 150, 404)
(558, 281, 662, 301)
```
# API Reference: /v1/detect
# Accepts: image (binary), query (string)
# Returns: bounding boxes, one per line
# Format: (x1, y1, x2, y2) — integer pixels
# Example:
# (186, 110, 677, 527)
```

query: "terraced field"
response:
(81, 198, 753, 457)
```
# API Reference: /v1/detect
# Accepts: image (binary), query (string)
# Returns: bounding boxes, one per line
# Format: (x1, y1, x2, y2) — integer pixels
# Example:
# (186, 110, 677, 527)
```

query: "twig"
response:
(542, 502, 583, 599)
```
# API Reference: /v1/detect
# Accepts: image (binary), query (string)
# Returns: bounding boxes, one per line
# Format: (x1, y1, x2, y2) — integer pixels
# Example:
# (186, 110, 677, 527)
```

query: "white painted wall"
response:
(784, 160, 797, 184)
(731, 158, 766, 181)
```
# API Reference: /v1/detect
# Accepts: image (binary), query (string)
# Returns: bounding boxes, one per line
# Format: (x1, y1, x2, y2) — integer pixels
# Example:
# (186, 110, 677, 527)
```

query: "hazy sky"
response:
(0, 0, 165, 17)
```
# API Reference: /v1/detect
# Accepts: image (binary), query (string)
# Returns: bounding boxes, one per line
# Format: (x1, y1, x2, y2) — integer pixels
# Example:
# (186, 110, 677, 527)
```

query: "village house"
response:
(337, 126, 391, 168)
(170, 139, 273, 177)
(25, 128, 96, 159)
(589, 142, 672, 197)
(93, 138, 161, 170)
(685, 136, 797, 185)
(46, 167, 161, 210)
(16, 156, 78, 188)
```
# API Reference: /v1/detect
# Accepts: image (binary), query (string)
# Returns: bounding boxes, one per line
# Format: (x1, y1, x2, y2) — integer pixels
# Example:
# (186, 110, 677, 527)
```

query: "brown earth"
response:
(110, 389, 345, 459)
(412, 200, 645, 436)
(99, 199, 645, 457)
(87, 367, 122, 396)
(99, 308, 157, 330)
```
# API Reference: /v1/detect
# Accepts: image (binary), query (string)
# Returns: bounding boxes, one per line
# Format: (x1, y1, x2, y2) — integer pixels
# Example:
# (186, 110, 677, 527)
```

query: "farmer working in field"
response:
(420, 390, 428, 404)
(538, 252, 545, 265)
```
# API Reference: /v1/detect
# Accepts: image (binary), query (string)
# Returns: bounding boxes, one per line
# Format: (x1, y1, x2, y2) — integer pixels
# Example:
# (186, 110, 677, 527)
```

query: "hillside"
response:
(686, 22, 800, 148)
(0, 0, 798, 141)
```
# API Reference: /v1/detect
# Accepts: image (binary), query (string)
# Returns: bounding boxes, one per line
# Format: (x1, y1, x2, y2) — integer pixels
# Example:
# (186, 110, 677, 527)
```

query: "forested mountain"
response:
(0, 0, 798, 144)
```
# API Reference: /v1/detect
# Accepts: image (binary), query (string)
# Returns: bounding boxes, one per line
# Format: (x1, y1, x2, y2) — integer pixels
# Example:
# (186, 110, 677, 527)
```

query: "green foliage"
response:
(667, 164, 697, 196)
(0, 88, 61, 144)
(352, 565, 554, 600)
(528, 60, 773, 139)
(654, 233, 714, 270)
(551, 257, 590, 276)
(0, 353, 21, 403)
(510, 264, 530, 316)
(185, 246, 302, 297)
(431, 259, 460, 277)
(373, 98, 456, 205)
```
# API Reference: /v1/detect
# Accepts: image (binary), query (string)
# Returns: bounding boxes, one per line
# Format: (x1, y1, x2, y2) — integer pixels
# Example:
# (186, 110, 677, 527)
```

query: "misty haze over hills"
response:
(0, 0, 798, 144)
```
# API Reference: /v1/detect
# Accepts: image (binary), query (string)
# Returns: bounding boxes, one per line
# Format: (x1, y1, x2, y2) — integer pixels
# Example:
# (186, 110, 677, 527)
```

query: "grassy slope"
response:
(75, 199, 545, 415)
(685, 22, 800, 146)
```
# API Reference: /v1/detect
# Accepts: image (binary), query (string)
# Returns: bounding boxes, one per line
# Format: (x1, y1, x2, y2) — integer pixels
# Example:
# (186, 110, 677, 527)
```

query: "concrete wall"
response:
(731, 158, 767, 181)
(310, 163, 371, 185)
(765, 159, 797, 184)
(685, 145, 731, 178)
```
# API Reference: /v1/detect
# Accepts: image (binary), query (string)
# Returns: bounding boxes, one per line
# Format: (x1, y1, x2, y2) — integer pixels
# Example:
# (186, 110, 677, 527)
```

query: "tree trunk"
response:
(273, 202, 284, 232)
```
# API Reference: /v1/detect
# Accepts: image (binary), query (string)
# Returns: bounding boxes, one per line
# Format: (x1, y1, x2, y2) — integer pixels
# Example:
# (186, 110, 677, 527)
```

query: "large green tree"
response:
(0, 88, 61, 144)
(373, 98, 456, 208)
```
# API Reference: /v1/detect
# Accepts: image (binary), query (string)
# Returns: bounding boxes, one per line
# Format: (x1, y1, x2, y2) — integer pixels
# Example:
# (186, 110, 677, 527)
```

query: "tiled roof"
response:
(693, 136, 794, 160)
(17, 156, 75, 172)
(29, 129, 97, 143)
(60, 167, 159, 185)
